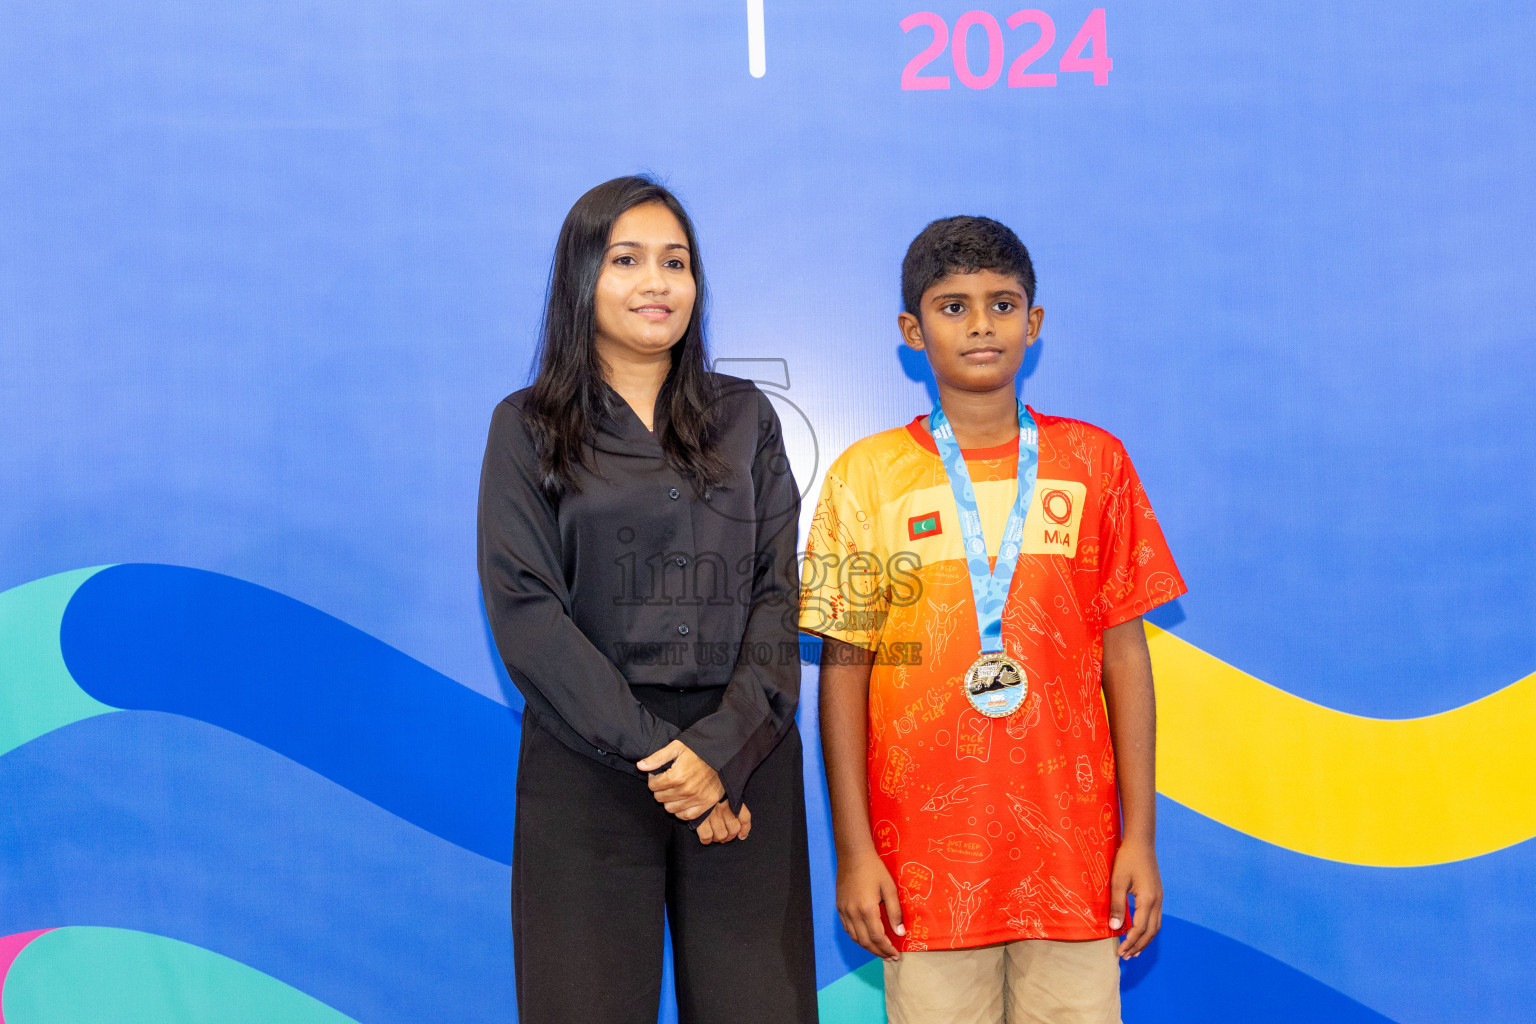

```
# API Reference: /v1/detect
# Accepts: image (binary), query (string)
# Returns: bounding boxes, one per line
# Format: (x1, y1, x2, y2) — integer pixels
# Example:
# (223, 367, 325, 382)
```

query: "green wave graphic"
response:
(2, 927, 358, 1024)
(0, 568, 113, 757)
(816, 958, 884, 1022)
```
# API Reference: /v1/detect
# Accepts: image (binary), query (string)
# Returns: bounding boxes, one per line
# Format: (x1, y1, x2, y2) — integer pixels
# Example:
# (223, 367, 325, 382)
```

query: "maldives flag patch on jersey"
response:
(909, 511, 942, 540)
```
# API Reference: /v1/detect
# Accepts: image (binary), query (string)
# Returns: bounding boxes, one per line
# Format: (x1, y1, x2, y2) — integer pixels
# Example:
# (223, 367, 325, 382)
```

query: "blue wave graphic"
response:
(28, 563, 1515, 1022)
(1121, 917, 1395, 1023)
(0, 711, 515, 1024)
(0, 713, 1418, 1024)
(59, 564, 519, 864)
(1156, 797, 1533, 1023)
(796, 670, 883, 990)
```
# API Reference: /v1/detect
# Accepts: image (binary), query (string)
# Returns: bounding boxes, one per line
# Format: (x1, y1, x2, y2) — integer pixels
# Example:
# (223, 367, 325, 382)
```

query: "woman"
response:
(477, 176, 817, 1023)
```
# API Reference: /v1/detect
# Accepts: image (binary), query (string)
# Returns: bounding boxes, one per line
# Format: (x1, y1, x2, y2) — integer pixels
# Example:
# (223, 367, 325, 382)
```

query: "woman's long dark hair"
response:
(525, 175, 728, 498)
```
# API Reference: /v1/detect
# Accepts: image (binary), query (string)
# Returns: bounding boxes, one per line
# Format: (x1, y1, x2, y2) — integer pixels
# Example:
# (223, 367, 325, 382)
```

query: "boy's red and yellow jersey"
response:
(799, 410, 1186, 950)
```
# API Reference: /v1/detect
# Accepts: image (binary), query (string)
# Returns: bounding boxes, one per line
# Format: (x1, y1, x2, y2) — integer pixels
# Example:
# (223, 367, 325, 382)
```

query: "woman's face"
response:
(592, 202, 696, 369)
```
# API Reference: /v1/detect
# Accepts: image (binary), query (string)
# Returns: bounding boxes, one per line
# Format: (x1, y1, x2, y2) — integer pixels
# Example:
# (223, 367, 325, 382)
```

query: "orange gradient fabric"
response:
(800, 411, 1185, 950)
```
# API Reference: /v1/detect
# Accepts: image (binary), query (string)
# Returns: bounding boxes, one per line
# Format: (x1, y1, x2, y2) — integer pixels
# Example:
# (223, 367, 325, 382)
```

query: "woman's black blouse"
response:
(477, 374, 802, 810)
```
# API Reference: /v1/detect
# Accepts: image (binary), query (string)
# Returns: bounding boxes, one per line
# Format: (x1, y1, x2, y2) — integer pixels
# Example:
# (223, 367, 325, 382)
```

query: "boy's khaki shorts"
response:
(884, 937, 1121, 1024)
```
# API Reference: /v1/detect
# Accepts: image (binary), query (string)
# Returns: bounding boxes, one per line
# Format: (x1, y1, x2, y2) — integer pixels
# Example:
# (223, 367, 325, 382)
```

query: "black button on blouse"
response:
(477, 374, 802, 809)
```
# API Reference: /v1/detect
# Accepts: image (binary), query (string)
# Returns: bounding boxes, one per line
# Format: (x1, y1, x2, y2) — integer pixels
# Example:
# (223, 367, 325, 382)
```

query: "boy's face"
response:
(898, 269, 1043, 395)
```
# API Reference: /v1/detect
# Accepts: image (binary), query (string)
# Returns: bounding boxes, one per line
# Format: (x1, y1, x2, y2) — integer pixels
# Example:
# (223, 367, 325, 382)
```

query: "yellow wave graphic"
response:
(1149, 623, 1536, 867)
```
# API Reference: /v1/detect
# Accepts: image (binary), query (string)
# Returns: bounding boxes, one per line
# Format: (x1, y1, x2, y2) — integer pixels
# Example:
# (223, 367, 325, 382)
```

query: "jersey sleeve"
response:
(797, 456, 889, 651)
(1094, 442, 1187, 628)
(477, 400, 679, 760)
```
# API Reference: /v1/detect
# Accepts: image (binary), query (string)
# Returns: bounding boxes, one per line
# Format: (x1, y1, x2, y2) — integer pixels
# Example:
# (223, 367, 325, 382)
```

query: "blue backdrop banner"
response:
(2, 2, 1532, 1022)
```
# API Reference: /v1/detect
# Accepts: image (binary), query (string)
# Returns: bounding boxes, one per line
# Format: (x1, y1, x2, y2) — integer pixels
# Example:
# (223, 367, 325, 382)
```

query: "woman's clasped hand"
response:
(638, 739, 752, 843)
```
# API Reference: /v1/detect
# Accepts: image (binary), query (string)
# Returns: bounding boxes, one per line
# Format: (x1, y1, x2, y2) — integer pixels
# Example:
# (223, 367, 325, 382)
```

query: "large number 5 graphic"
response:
(900, 12, 951, 90)
(1059, 7, 1111, 84)
(1006, 10, 1056, 88)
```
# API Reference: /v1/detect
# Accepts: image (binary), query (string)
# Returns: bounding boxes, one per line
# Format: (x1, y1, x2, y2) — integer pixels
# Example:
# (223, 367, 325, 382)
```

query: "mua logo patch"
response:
(908, 510, 943, 540)
(1023, 479, 1088, 556)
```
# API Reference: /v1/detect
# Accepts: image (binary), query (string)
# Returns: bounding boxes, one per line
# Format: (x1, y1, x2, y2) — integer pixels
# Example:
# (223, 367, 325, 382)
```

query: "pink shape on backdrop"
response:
(0, 930, 54, 1024)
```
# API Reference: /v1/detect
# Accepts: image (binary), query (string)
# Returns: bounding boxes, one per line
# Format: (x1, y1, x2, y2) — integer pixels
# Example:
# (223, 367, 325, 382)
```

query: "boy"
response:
(801, 217, 1184, 1023)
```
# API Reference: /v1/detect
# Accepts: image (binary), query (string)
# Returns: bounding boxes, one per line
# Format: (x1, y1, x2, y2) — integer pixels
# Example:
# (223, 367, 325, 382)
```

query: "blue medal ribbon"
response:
(928, 400, 1038, 656)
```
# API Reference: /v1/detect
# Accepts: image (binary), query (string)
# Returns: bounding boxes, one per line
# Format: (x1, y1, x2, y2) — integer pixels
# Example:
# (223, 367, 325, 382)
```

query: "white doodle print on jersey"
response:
(1074, 825, 1109, 890)
(900, 861, 936, 902)
(947, 874, 990, 944)
(1036, 422, 1060, 469)
(879, 745, 914, 797)
(869, 683, 888, 744)
(1076, 650, 1101, 742)
(1006, 793, 1069, 849)
(1060, 421, 1095, 470)
(1145, 570, 1181, 604)
(1047, 555, 1085, 625)
(927, 599, 962, 665)
(1003, 865, 1048, 938)
(921, 778, 985, 816)
(925, 688, 951, 721)
(1006, 689, 1043, 739)
(1043, 673, 1075, 735)
(1100, 476, 1132, 546)
(1015, 595, 1068, 655)
(955, 709, 992, 763)
(1045, 875, 1096, 924)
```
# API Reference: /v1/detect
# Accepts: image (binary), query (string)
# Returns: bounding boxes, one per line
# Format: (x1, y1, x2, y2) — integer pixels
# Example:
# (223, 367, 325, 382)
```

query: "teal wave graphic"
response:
(2, 927, 359, 1024)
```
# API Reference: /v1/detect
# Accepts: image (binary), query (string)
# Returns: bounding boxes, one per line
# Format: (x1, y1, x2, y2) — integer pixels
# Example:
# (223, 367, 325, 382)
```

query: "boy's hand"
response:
(837, 848, 906, 961)
(696, 802, 751, 845)
(1109, 838, 1162, 958)
(638, 740, 725, 820)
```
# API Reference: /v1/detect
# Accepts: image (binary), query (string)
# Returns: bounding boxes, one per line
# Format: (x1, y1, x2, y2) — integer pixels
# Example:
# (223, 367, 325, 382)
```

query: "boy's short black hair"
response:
(901, 216, 1037, 317)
